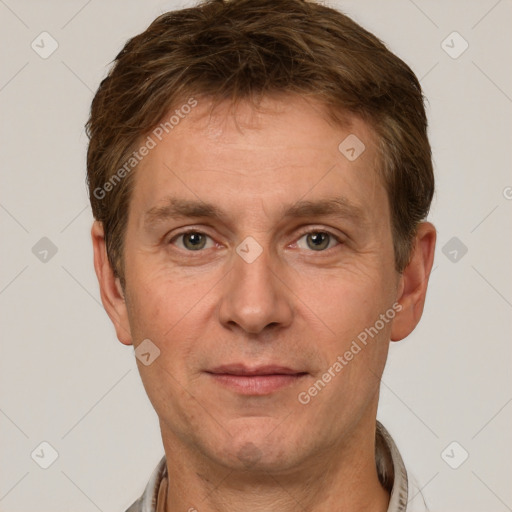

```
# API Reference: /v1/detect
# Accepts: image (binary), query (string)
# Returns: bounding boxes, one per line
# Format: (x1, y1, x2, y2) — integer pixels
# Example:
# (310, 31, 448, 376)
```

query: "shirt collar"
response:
(126, 421, 415, 512)
(377, 421, 409, 511)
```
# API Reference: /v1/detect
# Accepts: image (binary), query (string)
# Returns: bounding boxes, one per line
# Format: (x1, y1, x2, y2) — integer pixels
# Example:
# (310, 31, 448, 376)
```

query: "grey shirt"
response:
(126, 422, 428, 512)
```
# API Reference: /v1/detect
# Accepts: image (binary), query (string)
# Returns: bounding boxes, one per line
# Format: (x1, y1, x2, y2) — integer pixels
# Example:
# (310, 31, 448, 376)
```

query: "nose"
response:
(217, 242, 294, 335)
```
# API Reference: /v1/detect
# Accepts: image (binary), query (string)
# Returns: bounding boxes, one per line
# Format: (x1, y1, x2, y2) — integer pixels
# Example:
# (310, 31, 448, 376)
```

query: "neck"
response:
(160, 417, 390, 512)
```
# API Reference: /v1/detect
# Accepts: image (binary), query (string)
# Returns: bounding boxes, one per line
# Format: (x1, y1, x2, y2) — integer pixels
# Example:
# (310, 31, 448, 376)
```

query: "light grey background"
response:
(1, 0, 511, 511)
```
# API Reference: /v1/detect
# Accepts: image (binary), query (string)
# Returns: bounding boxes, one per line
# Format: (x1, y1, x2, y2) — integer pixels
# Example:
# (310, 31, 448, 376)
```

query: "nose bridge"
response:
(218, 239, 293, 334)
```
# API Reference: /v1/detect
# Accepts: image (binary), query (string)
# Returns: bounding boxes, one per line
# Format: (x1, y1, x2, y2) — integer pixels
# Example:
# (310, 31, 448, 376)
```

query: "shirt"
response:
(125, 421, 428, 512)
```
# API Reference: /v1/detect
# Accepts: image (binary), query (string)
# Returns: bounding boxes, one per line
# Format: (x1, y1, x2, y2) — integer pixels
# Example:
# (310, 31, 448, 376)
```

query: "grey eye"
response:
(296, 231, 338, 251)
(175, 232, 213, 251)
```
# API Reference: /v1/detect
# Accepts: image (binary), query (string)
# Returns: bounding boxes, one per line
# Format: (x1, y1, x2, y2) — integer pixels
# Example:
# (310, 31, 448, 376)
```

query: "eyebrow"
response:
(142, 196, 367, 230)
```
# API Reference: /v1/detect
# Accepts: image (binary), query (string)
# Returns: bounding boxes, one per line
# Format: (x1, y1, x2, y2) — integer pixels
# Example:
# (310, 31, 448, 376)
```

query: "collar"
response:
(125, 421, 425, 512)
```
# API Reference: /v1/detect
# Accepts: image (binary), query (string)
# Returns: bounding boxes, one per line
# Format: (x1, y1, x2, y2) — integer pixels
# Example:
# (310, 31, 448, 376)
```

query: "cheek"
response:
(125, 281, 167, 338)
(301, 271, 397, 388)
(301, 267, 392, 331)
(125, 270, 214, 376)
(125, 266, 203, 336)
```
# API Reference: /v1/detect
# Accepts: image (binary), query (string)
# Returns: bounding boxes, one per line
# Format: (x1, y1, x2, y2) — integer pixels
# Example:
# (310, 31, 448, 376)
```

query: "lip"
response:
(208, 364, 303, 376)
(205, 365, 307, 395)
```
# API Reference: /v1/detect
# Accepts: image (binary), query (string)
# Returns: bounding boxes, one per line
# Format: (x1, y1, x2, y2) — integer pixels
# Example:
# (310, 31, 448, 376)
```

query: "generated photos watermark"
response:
(298, 302, 402, 405)
(93, 97, 198, 200)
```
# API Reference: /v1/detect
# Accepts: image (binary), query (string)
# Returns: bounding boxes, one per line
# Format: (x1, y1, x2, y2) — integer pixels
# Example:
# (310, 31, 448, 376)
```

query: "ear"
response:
(391, 222, 436, 342)
(91, 221, 133, 345)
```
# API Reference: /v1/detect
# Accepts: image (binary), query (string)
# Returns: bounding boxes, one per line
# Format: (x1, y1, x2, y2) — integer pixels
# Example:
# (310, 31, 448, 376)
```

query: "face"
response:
(101, 95, 407, 473)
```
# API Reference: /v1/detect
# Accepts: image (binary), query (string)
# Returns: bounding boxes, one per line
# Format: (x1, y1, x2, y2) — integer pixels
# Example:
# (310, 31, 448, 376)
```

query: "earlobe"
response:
(91, 221, 133, 345)
(391, 222, 436, 342)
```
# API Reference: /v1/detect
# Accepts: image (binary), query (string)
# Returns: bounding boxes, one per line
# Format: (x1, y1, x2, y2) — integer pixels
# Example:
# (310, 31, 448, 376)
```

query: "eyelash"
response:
(168, 227, 343, 253)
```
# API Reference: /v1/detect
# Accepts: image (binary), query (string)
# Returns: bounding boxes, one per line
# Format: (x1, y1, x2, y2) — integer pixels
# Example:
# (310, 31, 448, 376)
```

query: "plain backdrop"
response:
(0, 0, 511, 511)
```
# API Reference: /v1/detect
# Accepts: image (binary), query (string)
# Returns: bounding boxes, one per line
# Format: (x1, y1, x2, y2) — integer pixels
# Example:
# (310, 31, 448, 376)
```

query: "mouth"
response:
(205, 365, 308, 395)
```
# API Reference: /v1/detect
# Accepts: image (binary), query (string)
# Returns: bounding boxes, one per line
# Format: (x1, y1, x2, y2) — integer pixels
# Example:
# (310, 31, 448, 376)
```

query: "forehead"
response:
(129, 95, 387, 227)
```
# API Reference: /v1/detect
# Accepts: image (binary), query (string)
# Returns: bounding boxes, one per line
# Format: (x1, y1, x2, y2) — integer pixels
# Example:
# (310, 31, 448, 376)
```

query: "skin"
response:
(92, 94, 436, 512)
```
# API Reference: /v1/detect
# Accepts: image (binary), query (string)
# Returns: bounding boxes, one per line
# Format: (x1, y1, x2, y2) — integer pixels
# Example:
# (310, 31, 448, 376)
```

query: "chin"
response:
(211, 418, 302, 472)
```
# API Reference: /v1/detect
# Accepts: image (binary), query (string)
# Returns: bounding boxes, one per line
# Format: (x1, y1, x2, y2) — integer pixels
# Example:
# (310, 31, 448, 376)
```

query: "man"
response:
(86, 0, 436, 510)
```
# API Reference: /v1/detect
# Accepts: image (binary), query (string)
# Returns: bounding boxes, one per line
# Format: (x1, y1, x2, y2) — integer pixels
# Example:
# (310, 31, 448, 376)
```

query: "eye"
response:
(171, 231, 215, 251)
(296, 231, 340, 251)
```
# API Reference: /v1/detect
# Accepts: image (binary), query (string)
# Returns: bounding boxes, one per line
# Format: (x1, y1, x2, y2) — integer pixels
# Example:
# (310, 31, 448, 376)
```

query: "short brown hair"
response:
(86, 0, 434, 283)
